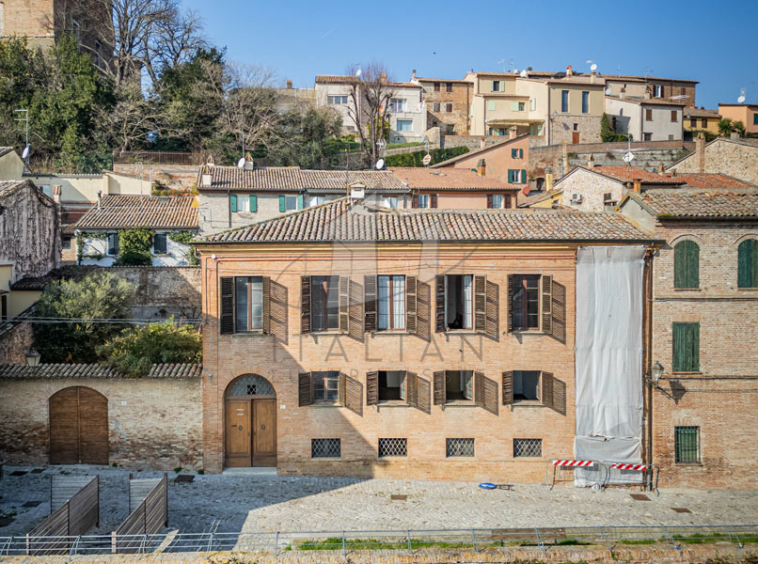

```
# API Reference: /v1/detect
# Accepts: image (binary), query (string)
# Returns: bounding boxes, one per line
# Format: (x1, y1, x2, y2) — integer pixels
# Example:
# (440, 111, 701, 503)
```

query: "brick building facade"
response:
(668, 137, 758, 186)
(195, 200, 656, 480)
(416, 75, 471, 135)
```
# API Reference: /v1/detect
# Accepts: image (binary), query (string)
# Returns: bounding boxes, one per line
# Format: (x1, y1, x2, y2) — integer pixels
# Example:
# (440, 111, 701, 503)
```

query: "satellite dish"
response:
(355, 69, 362, 77)
(738, 95, 746, 104)
(590, 63, 598, 72)
(21, 145, 30, 159)
(237, 157, 246, 169)
(519, 70, 528, 78)
(375, 158, 385, 170)
(605, 87, 612, 95)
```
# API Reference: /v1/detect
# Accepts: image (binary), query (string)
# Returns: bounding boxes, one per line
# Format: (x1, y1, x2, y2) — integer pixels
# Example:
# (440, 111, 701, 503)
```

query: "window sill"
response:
(673, 287, 701, 292)
(442, 330, 478, 335)
(512, 401, 544, 407)
(310, 403, 342, 409)
(230, 331, 267, 337)
(377, 401, 409, 408)
(674, 462, 702, 467)
(738, 287, 758, 292)
(443, 401, 476, 408)
(371, 330, 410, 336)
(670, 371, 702, 376)
(510, 330, 544, 336)
(311, 457, 341, 460)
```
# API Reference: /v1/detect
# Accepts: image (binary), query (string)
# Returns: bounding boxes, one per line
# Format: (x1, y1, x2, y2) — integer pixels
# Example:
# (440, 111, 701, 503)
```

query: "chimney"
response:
(380, 72, 387, 82)
(562, 143, 570, 175)
(97, 190, 102, 209)
(730, 131, 741, 141)
(412, 69, 417, 80)
(52, 185, 62, 205)
(566, 65, 573, 78)
(633, 178, 642, 193)
(619, 86, 626, 100)
(509, 126, 518, 140)
(286, 79, 293, 89)
(477, 158, 486, 176)
(695, 133, 705, 173)
(658, 163, 665, 175)
(546, 171, 554, 192)
(590, 69, 596, 84)
(243, 152, 254, 171)
(587, 155, 595, 169)
(201, 170, 213, 187)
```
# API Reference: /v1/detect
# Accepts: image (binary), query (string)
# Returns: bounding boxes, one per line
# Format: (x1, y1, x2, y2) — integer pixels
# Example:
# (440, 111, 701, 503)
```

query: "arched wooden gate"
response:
(225, 375, 277, 468)
(49, 387, 109, 465)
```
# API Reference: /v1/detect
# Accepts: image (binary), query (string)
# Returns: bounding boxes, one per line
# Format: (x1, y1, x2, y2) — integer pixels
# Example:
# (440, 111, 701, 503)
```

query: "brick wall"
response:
(550, 115, 602, 145)
(420, 81, 471, 135)
(201, 244, 579, 480)
(651, 221, 758, 488)
(671, 139, 758, 185)
(0, 376, 203, 469)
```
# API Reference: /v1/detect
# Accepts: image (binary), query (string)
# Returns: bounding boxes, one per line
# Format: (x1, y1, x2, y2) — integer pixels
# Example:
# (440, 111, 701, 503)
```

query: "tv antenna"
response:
(738, 89, 746, 104)
(14, 109, 30, 162)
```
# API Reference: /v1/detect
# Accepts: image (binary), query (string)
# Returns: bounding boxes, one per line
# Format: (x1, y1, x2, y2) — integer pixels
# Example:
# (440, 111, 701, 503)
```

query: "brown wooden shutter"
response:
(366, 371, 379, 406)
(552, 377, 566, 415)
(433, 371, 446, 405)
(339, 276, 350, 333)
(474, 275, 487, 333)
(338, 372, 346, 406)
(220, 277, 235, 334)
(412, 194, 419, 208)
(415, 374, 431, 413)
(482, 375, 498, 415)
(300, 276, 311, 334)
(435, 275, 445, 332)
(364, 275, 377, 332)
(348, 278, 363, 340)
(49, 387, 80, 465)
(474, 371, 485, 407)
(487, 194, 494, 208)
(262, 276, 271, 334)
(344, 375, 363, 416)
(506, 275, 515, 333)
(551, 280, 567, 343)
(78, 387, 108, 464)
(541, 275, 553, 335)
(298, 373, 313, 406)
(502, 371, 514, 405)
(430, 194, 438, 208)
(485, 280, 499, 339)
(505, 194, 512, 209)
(406, 275, 418, 334)
(541, 371, 554, 409)
(406, 371, 417, 407)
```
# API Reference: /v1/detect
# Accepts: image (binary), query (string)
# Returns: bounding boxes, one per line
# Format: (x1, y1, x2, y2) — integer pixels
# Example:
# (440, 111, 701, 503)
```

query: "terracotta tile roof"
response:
(391, 167, 519, 192)
(683, 107, 720, 119)
(0, 363, 202, 379)
(633, 189, 758, 219)
(199, 198, 656, 244)
(315, 74, 360, 84)
(74, 195, 198, 230)
(0, 180, 24, 195)
(0, 147, 14, 158)
(676, 174, 755, 190)
(300, 170, 407, 191)
(432, 134, 529, 168)
(591, 166, 685, 184)
(197, 166, 303, 192)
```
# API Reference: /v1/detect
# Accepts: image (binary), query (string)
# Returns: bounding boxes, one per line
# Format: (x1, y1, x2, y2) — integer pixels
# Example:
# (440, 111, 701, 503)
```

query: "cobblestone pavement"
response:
(1, 465, 757, 538)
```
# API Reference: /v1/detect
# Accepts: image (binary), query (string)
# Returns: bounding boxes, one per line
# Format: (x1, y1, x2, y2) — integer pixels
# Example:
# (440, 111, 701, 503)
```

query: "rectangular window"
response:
(446, 102, 453, 113)
(690, 118, 697, 128)
(445, 82, 453, 93)
(643, 133, 652, 141)
(675, 426, 700, 464)
(645, 109, 653, 121)
(283, 195, 300, 211)
(446, 438, 475, 457)
(701, 118, 708, 128)
(492, 80, 500, 92)
(518, 101, 525, 111)
(672, 322, 699, 373)
(107, 233, 119, 256)
(389, 98, 407, 113)
(62, 237, 72, 250)
(378, 438, 407, 457)
(444, 274, 473, 330)
(561, 90, 569, 112)
(312, 371, 340, 403)
(433, 102, 440, 112)
(513, 438, 542, 458)
(581, 91, 589, 114)
(445, 370, 474, 402)
(513, 371, 540, 401)
(1, 295, 7, 322)
(510, 274, 540, 331)
(654, 85, 663, 98)
(312, 438, 341, 458)
(434, 82, 440, 92)
(753, 113, 758, 126)
(378, 371, 406, 402)
(492, 194, 503, 209)
(671, 110, 677, 123)
(234, 276, 263, 332)
(311, 275, 339, 331)
(416, 194, 430, 209)
(377, 275, 405, 330)
(153, 233, 167, 254)
(327, 95, 348, 105)
(396, 119, 413, 132)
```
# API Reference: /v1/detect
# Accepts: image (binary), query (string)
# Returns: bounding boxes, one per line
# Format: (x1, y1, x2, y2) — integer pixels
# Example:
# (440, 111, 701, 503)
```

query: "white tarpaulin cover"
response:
(574, 246, 646, 486)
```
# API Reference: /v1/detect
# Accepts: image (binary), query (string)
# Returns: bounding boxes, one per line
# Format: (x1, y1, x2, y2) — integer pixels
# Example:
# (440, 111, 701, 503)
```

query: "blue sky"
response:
(182, 0, 756, 108)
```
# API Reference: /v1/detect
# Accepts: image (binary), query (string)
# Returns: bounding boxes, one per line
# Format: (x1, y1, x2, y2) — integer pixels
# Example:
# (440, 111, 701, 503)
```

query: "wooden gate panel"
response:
(78, 388, 109, 464)
(225, 400, 251, 467)
(49, 388, 80, 465)
(252, 399, 276, 467)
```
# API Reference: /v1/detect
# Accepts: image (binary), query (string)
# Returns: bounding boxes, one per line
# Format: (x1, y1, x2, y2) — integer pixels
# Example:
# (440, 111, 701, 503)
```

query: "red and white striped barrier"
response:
(552, 459, 594, 468)
(611, 463, 648, 472)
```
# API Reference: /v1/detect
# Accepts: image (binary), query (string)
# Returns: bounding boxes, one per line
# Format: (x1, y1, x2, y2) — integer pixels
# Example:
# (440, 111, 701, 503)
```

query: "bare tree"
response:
(345, 61, 396, 167)
(94, 83, 161, 152)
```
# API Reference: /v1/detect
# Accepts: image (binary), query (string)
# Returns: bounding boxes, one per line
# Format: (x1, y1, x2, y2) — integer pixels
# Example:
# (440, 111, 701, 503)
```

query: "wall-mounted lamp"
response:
(26, 347, 41, 368)
(649, 361, 664, 388)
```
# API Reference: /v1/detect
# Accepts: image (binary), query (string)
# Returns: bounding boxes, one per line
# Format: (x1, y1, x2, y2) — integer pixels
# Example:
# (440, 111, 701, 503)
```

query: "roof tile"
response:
(75, 195, 198, 230)
(0, 363, 202, 379)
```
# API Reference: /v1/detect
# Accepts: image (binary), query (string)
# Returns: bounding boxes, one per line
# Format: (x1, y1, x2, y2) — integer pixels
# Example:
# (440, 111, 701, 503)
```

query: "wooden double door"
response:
(225, 398, 277, 467)
(49, 387, 109, 465)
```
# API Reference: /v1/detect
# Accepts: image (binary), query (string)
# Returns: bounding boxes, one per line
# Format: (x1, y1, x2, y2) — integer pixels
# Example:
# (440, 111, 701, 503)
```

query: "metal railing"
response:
(2, 524, 757, 557)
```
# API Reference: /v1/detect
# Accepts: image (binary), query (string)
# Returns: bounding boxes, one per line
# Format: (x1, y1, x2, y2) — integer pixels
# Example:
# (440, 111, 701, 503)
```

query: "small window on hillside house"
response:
(311, 275, 339, 331)
(107, 233, 119, 256)
(377, 275, 405, 330)
(379, 371, 406, 401)
(753, 113, 758, 126)
(433, 102, 440, 112)
(492, 80, 501, 92)
(581, 91, 589, 114)
(414, 194, 432, 208)
(702, 118, 708, 128)
(446, 82, 453, 93)
(513, 371, 541, 401)
(153, 233, 167, 254)
(328, 95, 348, 105)
(442, 275, 473, 330)
(510, 275, 540, 331)
(654, 85, 664, 98)
(672, 322, 699, 373)
(561, 90, 569, 112)
(62, 237, 72, 250)
(389, 98, 407, 113)
(434, 82, 440, 92)
(397, 119, 413, 132)
(690, 118, 697, 128)
(671, 110, 678, 122)
(446, 102, 453, 113)
(490, 194, 503, 209)
(645, 109, 653, 121)
(279, 194, 302, 212)
(643, 133, 652, 141)
(235, 276, 263, 332)
(738, 239, 758, 288)
(675, 426, 700, 464)
(445, 370, 474, 402)
(312, 371, 340, 403)
(674, 240, 699, 289)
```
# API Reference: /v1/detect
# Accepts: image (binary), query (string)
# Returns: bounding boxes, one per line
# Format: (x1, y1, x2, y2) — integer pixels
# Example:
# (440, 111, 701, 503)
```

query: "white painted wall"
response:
(78, 231, 195, 267)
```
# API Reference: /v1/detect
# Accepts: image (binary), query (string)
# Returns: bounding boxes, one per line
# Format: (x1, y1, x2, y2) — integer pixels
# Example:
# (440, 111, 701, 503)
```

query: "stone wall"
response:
(0, 376, 203, 470)
(551, 115, 602, 145)
(420, 81, 471, 135)
(558, 168, 625, 212)
(0, 321, 33, 364)
(442, 135, 508, 150)
(670, 139, 758, 185)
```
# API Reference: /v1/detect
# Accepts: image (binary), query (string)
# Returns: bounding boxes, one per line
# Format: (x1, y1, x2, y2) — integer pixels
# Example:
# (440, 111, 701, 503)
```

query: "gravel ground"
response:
(1, 465, 757, 538)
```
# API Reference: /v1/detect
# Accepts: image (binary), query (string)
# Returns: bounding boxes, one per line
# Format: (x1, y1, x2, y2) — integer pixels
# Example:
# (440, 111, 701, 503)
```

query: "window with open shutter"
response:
(300, 276, 311, 333)
(502, 371, 514, 405)
(298, 372, 313, 406)
(738, 239, 758, 288)
(249, 195, 257, 212)
(230, 194, 238, 212)
(339, 276, 350, 333)
(366, 371, 379, 406)
(474, 275, 487, 333)
(433, 371, 446, 405)
(406, 372, 431, 413)
(262, 276, 271, 334)
(541, 275, 553, 335)
(343, 374, 363, 415)
(220, 277, 234, 334)
(541, 372, 555, 409)
(673, 322, 700, 372)
(364, 275, 377, 332)
(473, 371, 497, 414)
(435, 276, 445, 332)
(430, 194, 438, 208)
(674, 240, 699, 289)
(406, 275, 418, 334)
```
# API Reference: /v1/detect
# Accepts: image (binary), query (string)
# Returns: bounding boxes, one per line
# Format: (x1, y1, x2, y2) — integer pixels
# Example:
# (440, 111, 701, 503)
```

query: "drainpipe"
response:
(227, 190, 232, 228)
(643, 248, 655, 480)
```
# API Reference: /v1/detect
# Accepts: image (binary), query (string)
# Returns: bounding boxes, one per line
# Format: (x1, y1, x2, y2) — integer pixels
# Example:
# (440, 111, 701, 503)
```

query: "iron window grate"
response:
(514, 438, 542, 458)
(675, 426, 700, 463)
(446, 438, 475, 458)
(312, 438, 341, 458)
(378, 438, 407, 458)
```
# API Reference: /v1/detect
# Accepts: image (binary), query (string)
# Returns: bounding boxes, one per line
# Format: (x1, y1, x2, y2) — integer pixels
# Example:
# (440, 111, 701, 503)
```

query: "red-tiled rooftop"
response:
(74, 195, 198, 230)
(391, 167, 519, 191)
(676, 174, 755, 191)
(591, 166, 685, 184)
(632, 189, 758, 219)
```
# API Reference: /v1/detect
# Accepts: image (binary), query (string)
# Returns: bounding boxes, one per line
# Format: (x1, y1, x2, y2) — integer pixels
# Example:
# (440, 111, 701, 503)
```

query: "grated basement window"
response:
(675, 426, 700, 464)
(311, 438, 341, 458)
(446, 438, 475, 458)
(513, 438, 542, 458)
(378, 438, 407, 458)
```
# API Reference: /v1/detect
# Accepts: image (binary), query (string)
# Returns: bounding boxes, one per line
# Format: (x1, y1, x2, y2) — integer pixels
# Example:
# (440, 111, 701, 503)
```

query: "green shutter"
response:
(673, 322, 699, 372)
(297, 194, 304, 210)
(519, 148, 524, 158)
(279, 195, 285, 213)
(510, 101, 519, 111)
(674, 240, 699, 289)
(520, 170, 527, 184)
(511, 148, 517, 158)
(738, 239, 758, 288)
(249, 194, 257, 213)
(230, 194, 238, 212)
(508, 170, 514, 183)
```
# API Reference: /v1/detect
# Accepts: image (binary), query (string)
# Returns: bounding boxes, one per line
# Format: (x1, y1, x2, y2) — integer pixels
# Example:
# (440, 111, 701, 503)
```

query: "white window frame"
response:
(417, 194, 430, 208)
(444, 274, 473, 331)
(396, 119, 413, 132)
(284, 195, 301, 211)
(390, 98, 407, 113)
(377, 275, 406, 331)
(492, 194, 504, 209)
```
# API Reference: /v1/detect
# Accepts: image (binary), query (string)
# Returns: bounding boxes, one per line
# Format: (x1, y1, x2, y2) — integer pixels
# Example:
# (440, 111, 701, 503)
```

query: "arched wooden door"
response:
(225, 375, 277, 468)
(49, 387, 109, 465)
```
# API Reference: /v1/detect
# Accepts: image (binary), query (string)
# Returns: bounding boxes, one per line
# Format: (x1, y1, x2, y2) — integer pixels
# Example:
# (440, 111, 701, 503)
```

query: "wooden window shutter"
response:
(552, 377, 567, 415)
(366, 371, 379, 406)
(364, 275, 377, 332)
(487, 194, 494, 208)
(660, 86, 665, 97)
(220, 277, 234, 334)
(230, 194, 238, 213)
(541, 275, 553, 335)
(673, 322, 699, 372)
(406, 275, 418, 334)
(338, 372, 346, 406)
(502, 371, 514, 405)
(519, 148, 524, 158)
(476, 374, 498, 414)
(474, 371, 485, 407)
(249, 194, 257, 213)
(262, 276, 271, 334)
(433, 371, 446, 405)
(279, 195, 286, 213)
(435, 275, 445, 332)
(430, 194, 438, 208)
(339, 276, 350, 333)
(551, 278, 567, 344)
(541, 371, 555, 409)
(485, 279, 499, 339)
(520, 170, 527, 184)
(738, 240, 758, 288)
(474, 275, 487, 333)
(505, 194, 512, 209)
(506, 275, 515, 333)
(348, 278, 363, 338)
(406, 371, 418, 407)
(413, 373, 431, 413)
(671, 110, 677, 122)
(344, 374, 363, 415)
(412, 194, 419, 208)
(298, 373, 313, 406)
(511, 148, 517, 158)
(674, 241, 699, 289)
(300, 276, 311, 334)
